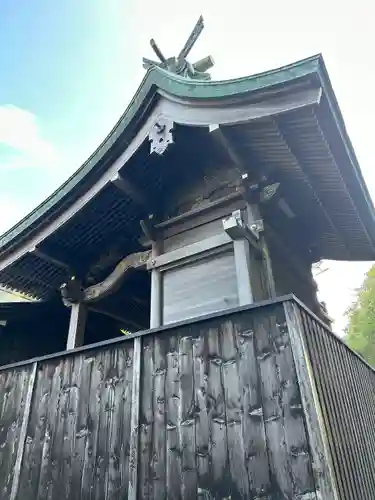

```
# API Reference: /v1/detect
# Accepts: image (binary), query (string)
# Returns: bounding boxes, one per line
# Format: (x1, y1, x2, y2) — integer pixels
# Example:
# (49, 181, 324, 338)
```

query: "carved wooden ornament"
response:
(149, 118, 174, 155)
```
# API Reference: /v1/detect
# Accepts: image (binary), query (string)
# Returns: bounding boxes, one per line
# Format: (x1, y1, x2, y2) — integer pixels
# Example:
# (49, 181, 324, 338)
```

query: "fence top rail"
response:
(0, 294, 294, 372)
(1, 294, 373, 376)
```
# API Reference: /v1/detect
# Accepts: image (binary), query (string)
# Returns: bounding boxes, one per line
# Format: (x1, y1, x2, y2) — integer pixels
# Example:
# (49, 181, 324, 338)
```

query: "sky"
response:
(1, 0, 375, 333)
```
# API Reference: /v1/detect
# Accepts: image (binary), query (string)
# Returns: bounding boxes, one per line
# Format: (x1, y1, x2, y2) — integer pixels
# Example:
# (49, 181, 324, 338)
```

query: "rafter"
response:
(111, 173, 146, 206)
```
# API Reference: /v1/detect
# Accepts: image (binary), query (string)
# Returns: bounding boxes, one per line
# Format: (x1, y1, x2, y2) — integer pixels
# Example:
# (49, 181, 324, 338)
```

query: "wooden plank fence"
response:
(0, 296, 364, 499)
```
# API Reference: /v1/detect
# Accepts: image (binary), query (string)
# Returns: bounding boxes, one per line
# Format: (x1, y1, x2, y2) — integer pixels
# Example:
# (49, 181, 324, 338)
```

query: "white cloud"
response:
(0, 196, 32, 235)
(0, 105, 58, 170)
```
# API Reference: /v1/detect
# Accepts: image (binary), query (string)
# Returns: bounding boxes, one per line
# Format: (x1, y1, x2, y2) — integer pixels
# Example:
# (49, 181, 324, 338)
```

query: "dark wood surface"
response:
(0, 298, 343, 499)
(300, 304, 375, 500)
(0, 365, 34, 500)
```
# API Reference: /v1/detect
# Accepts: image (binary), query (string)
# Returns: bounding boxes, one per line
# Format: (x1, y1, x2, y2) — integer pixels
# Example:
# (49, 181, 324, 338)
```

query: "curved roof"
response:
(0, 54, 375, 299)
(0, 54, 325, 250)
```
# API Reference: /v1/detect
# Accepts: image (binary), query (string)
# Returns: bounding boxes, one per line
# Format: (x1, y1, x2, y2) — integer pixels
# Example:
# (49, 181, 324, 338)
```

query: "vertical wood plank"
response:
(254, 308, 294, 497)
(221, 321, 250, 498)
(276, 315, 316, 497)
(193, 333, 210, 487)
(128, 337, 141, 500)
(138, 336, 154, 500)
(36, 360, 63, 499)
(151, 336, 167, 500)
(165, 334, 182, 500)
(207, 325, 228, 491)
(0, 367, 33, 500)
(16, 360, 57, 500)
(74, 353, 95, 499)
(284, 301, 339, 500)
(80, 350, 103, 499)
(179, 333, 197, 499)
(236, 318, 271, 497)
(9, 362, 37, 500)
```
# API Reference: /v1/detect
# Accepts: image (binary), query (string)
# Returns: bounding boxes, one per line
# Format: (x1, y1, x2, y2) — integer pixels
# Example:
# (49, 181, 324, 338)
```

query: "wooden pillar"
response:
(246, 203, 276, 299)
(150, 241, 162, 328)
(66, 302, 87, 349)
(233, 238, 253, 305)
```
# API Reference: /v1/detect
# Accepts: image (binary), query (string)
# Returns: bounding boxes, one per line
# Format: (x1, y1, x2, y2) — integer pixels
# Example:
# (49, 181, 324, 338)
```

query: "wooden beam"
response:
(111, 173, 146, 206)
(88, 306, 144, 331)
(66, 303, 87, 349)
(209, 124, 244, 170)
(30, 246, 71, 271)
(147, 233, 232, 271)
(83, 250, 151, 303)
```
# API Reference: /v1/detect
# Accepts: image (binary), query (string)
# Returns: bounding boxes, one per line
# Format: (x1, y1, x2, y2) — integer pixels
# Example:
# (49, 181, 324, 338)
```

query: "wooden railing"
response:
(297, 303, 375, 500)
(0, 295, 369, 499)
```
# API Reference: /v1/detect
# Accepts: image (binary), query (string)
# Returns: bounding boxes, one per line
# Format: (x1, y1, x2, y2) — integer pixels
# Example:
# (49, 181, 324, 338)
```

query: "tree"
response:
(346, 265, 375, 367)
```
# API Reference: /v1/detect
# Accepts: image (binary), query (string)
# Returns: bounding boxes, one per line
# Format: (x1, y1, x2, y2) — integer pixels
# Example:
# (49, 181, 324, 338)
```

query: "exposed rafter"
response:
(111, 173, 146, 206)
(30, 246, 71, 272)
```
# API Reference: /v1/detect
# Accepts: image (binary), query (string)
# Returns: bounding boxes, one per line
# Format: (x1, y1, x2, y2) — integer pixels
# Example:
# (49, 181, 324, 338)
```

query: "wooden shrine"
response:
(1, 17, 375, 500)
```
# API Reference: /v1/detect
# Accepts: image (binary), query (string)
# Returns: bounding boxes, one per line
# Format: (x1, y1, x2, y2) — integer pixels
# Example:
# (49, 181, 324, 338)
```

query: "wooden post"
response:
(233, 238, 253, 305)
(246, 203, 276, 299)
(128, 336, 142, 500)
(150, 241, 162, 328)
(10, 362, 37, 500)
(284, 301, 339, 500)
(66, 302, 87, 349)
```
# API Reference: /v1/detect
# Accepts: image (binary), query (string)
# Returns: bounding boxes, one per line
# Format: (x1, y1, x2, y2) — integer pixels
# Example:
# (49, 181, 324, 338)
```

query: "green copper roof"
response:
(0, 54, 362, 251)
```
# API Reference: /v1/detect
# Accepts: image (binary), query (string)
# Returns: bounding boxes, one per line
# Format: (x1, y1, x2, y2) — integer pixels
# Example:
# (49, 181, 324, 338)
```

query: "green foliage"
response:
(346, 265, 375, 367)
(120, 328, 131, 336)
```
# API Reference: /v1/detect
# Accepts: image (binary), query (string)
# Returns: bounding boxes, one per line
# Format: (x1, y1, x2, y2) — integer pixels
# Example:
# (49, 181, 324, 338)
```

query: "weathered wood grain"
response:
(165, 334, 181, 500)
(0, 300, 352, 500)
(221, 320, 250, 498)
(151, 336, 167, 500)
(253, 305, 319, 499)
(128, 337, 141, 500)
(179, 333, 197, 499)
(9, 342, 133, 500)
(300, 305, 375, 500)
(235, 317, 271, 497)
(138, 335, 154, 500)
(0, 365, 34, 500)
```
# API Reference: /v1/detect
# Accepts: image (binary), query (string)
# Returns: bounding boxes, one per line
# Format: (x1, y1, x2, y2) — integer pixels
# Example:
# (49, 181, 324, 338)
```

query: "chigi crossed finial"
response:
(142, 15, 214, 80)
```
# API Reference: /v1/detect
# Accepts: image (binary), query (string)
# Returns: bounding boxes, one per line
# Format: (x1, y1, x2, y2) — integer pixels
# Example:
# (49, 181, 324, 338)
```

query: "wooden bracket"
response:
(60, 277, 84, 306)
(60, 250, 151, 306)
(82, 250, 151, 303)
(222, 210, 262, 252)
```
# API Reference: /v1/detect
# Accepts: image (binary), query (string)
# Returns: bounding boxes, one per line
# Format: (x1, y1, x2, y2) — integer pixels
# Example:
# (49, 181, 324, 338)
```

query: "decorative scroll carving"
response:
(60, 250, 151, 306)
(149, 118, 174, 155)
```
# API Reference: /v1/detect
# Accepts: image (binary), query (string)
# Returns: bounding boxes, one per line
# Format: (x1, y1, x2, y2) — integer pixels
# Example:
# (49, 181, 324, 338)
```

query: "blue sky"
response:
(0, 0, 141, 217)
(1, 0, 375, 331)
